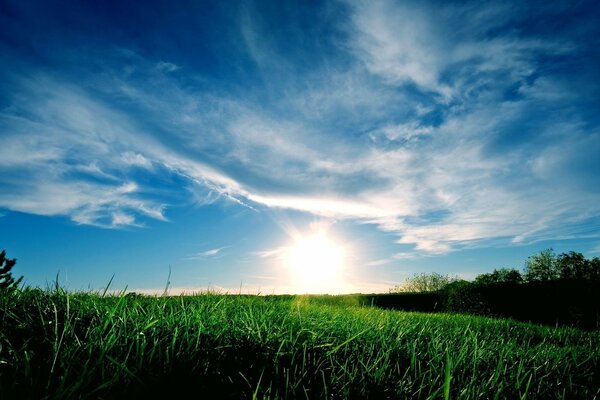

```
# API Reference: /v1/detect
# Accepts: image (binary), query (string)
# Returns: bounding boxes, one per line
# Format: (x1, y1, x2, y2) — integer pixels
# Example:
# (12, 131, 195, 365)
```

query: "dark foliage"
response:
(368, 279, 600, 329)
(378, 250, 600, 329)
(361, 292, 441, 312)
(523, 249, 600, 283)
(556, 251, 600, 281)
(0, 250, 22, 290)
(474, 268, 523, 286)
(441, 280, 489, 314)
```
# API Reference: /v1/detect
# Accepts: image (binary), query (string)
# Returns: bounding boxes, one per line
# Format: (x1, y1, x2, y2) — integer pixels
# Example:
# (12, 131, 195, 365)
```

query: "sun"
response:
(284, 231, 346, 294)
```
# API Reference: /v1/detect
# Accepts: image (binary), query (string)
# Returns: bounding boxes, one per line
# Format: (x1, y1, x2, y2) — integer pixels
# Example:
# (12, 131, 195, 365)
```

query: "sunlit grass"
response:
(1, 288, 598, 399)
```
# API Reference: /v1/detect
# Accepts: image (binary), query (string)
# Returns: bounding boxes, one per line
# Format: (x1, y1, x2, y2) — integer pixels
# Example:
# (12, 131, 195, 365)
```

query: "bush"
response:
(392, 272, 459, 293)
(441, 280, 489, 314)
(0, 250, 22, 290)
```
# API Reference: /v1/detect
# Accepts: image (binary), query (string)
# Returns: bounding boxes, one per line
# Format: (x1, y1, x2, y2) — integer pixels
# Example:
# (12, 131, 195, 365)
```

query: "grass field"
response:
(1, 288, 598, 399)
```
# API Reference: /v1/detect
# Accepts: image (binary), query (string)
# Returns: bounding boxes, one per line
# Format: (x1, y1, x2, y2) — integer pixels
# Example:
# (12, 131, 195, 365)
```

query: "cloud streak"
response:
(1, 0, 598, 256)
(198, 247, 228, 258)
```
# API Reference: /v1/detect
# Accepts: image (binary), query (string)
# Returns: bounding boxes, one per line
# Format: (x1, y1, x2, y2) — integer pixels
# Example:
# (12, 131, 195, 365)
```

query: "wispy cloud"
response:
(392, 252, 422, 261)
(1, 0, 598, 256)
(366, 259, 392, 267)
(184, 246, 230, 260)
(346, 0, 451, 97)
(345, 0, 573, 103)
(252, 247, 286, 259)
(199, 247, 226, 257)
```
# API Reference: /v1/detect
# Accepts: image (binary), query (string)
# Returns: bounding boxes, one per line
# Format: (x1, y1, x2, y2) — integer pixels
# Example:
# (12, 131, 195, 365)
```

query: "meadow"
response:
(1, 288, 598, 399)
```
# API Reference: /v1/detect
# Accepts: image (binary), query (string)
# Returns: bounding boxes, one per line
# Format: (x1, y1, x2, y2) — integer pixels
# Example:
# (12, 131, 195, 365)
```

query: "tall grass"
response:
(1, 288, 598, 399)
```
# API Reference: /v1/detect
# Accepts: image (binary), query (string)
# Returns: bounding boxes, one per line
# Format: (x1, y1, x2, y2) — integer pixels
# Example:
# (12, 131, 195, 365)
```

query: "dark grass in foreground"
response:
(1, 289, 598, 399)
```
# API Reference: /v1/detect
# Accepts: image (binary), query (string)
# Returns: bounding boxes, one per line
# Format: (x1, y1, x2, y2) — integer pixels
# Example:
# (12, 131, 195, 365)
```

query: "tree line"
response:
(378, 249, 600, 329)
(392, 249, 600, 293)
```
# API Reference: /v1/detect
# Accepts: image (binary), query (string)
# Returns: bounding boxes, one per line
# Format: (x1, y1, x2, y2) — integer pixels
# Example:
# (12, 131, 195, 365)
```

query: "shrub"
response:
(0, 250, 23, 290)
(441, 280, 488, 314)
(392, 272, 459, 293)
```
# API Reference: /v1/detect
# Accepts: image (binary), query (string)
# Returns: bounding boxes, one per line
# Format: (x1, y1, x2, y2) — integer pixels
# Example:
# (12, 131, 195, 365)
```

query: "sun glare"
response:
(284, 232, 346, 294)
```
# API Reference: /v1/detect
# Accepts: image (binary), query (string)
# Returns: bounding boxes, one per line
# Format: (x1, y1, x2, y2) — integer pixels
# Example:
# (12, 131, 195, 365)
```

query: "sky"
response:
(1, 0, 599, 294)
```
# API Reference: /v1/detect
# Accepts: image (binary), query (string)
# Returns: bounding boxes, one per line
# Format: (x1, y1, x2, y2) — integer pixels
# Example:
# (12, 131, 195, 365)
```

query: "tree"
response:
(556, 251, 587, 280)
(556, 252, 600, 280)
(589, 257, 600, 280)
(0, 250, 22, 290)
(524, 249, 559, 282)
(392, 272, 458, 293)
(475, 268, 523, 286)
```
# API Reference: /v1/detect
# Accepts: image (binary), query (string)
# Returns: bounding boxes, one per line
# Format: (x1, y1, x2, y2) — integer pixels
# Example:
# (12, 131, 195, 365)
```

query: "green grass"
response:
(1, 288, 598, 399)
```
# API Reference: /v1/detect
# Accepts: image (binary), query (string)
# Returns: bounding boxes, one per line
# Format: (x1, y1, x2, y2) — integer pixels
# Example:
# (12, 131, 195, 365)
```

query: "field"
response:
(1, 288, 598, 399)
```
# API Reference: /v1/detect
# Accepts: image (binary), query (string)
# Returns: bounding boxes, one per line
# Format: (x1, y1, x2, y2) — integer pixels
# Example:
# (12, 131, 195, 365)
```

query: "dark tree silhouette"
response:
(557, 251, 600, 280)
(0, 250, 22, 290)
(474, 268, 523, 286)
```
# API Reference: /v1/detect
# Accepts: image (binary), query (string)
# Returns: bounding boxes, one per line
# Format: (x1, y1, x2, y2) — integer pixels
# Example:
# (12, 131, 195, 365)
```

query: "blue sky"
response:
(1, 0, 599, 293)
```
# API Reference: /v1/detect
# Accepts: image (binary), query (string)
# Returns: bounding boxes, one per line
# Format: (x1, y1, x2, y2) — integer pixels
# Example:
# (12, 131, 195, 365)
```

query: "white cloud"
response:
(199, 247, 226, 257)
(183, 246, 230, 260)
(345, 0, 573, 103)
(120, 152, 153, 169)
(247, 193, 392, 220)
(0, 76, 170, 227)
(3, 65, 590, 251)
(347, 0, 450, 95)
(1, 4, 597, 258)
(111, 212, 136, 227)
(369, 122, 433, 143)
